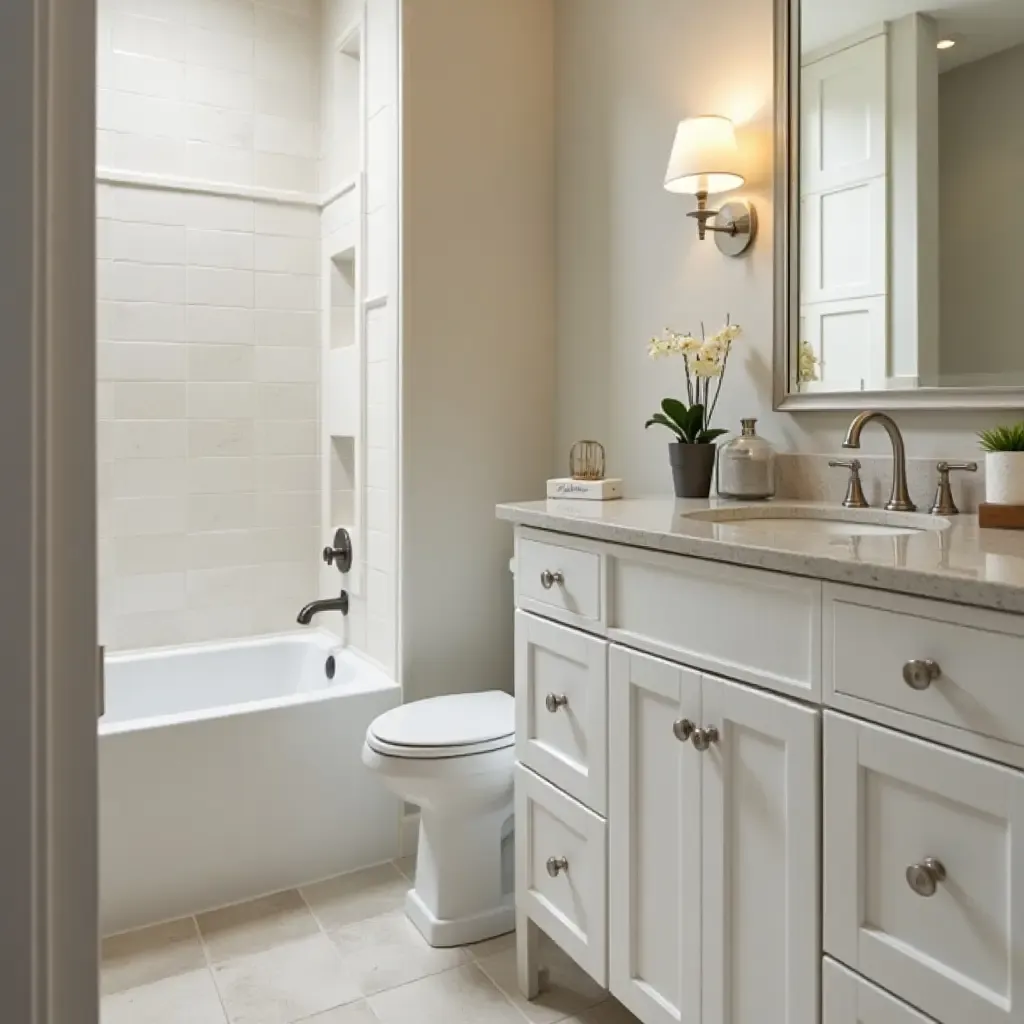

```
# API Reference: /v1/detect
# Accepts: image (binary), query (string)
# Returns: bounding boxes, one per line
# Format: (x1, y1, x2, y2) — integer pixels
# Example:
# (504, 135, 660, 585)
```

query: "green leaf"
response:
(979, 422, 1024, 452)
(660, 398, 689, 431)
(696, 428, 729, 445)
(645, 413, 684, 439)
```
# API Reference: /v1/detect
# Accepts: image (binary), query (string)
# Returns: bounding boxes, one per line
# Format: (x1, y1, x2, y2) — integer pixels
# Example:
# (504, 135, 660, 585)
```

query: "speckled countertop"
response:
(497, 498, 1024, 615)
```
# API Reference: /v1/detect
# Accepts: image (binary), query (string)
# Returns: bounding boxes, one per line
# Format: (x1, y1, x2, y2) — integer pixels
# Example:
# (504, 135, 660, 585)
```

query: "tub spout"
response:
(297, 591, 349, 625)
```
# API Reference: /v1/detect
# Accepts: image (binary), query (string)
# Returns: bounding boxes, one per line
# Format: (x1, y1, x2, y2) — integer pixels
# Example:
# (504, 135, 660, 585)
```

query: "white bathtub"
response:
(99, 630, 401, 935)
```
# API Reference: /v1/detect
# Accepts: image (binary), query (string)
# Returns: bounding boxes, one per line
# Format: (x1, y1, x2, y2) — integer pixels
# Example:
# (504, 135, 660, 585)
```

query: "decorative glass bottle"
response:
(716, 418, 776, 500)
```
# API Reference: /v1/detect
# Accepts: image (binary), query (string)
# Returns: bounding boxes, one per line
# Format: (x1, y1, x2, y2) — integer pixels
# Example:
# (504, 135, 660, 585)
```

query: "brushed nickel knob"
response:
(545, 693, 568, 713)
(903, 659, 941, 691)
(673, 719, 695, 742)
(546, 856, 568, 878)
(906, 857, 946, 897)
(691, 726, 719, 752)
(540, 569, 565, 590)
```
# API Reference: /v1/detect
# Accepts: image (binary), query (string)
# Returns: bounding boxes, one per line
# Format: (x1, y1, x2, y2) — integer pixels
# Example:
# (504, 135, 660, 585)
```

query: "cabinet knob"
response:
(540, 569, 565, 590)
(902, 658, 941, 691)
(906, 857, 946, 898)
(546, 856, 568, 878)
(673, 719, 695, 741)
(691, 726, 720, 752)
(545, 693, 568, 713)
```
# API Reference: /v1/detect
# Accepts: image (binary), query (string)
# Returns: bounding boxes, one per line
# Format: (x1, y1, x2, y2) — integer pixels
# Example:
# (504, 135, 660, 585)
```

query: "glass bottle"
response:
(716, 418, 776, 500)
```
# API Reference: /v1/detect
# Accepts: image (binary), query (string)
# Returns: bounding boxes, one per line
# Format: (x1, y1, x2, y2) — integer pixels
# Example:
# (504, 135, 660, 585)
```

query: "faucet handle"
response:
(930, 461, 978, 516)
(829, 458, 869, 509)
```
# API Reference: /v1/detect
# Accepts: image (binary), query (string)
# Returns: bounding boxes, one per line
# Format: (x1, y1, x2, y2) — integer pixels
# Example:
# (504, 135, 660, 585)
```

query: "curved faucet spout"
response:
(842, 411, 916, 512)
(297, 590, 349, 625)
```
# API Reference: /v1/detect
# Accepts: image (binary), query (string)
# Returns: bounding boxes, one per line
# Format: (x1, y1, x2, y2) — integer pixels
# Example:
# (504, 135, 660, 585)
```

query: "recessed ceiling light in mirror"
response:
(936, 39, 956, 50)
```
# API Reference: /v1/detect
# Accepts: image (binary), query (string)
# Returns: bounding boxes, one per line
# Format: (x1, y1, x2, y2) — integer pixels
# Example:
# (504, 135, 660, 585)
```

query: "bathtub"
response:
(99, 630, 401, 935)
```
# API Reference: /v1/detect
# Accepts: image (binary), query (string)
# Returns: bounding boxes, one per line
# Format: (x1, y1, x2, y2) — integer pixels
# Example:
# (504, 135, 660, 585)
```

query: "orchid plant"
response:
(645, 317, 741, 444)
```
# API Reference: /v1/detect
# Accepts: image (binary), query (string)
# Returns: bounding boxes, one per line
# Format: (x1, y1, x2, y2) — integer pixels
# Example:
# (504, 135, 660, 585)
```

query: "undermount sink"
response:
(683, 503, 950, 538)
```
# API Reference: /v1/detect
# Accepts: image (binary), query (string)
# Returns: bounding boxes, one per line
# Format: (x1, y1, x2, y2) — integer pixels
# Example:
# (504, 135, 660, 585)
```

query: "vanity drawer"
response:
(824, 712, 1024, 1024)
(517, 535, 603, 625)
(515, 765, 607, 985)
(823, 959, 936, 1024)
(514, 611, 607, 813)
(825, 583, 1024, 749)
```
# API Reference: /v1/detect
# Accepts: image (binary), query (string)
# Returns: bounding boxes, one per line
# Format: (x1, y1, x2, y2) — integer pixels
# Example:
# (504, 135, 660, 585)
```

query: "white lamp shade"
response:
(664, 116, 744, 195)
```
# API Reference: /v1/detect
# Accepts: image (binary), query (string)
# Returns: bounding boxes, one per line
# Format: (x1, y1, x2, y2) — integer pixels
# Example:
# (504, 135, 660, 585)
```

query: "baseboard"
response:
(400, 810, 419, 858)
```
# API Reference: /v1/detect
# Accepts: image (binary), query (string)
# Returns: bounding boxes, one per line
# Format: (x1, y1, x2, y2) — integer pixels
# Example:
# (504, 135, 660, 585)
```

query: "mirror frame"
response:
(772, 0, 1024, 412)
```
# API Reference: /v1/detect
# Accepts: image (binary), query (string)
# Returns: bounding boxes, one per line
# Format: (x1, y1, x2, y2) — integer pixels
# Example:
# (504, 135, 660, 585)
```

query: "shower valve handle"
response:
(323, 527, 354, 574)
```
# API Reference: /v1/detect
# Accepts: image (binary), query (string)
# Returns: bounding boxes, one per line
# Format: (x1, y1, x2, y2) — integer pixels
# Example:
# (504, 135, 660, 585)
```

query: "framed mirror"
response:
(775, 0, 1024, 410)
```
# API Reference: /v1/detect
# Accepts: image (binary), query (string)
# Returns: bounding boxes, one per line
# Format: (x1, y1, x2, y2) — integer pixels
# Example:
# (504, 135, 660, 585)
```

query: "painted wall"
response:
(554, 0, 1013, 502)
(95, 0, 323, 650)
(939, 42, 1024, 383)
(401, 0, 556, 703)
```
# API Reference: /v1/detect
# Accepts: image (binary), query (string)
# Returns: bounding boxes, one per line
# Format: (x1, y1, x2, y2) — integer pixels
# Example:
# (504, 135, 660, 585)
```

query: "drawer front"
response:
(515, 765, 607, 985)
(610, 548, 821, 699)
(824, 713, 1024, 1024)
(823, 959, 936, 1023)
(826, 583, 1024, 749)
(517, 536, 602, 624)
(515, 611, 608, 813)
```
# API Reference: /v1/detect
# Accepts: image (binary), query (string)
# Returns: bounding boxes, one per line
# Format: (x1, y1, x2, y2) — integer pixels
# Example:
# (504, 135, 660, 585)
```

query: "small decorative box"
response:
(547, 440, 623, 500)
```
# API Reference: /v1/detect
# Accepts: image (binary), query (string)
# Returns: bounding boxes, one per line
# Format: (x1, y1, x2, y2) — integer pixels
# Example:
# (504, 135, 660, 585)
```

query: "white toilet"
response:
(361, 690, 516, 947)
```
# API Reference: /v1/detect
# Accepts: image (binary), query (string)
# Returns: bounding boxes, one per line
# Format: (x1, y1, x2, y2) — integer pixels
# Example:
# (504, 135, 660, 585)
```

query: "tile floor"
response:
(101, 858, 642, 1024)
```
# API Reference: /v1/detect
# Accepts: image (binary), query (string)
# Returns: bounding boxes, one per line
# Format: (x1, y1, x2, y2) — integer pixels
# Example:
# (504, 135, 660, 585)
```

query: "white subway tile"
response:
(254, 74, 316, 119)
(254, 152, 318, 193)
(188, 419, 255, 457)
(98, 221, 187, 264)
(366, 402, 394, 450)
(98, 261, 186, 304)
(105, 52, 186, 100)
(183, 193, 255, 231)
(253, 202, 318, 238)
(114, 382, 187, 419)
(99, 300, 186, 342)
(97, 90, 187, 139)
(187, 343, 255, 381)
(182, 606, 261, 644)
(106, 132, 188, 176)
(367, 529, 393, 574)
(104, 0, 188, 22)
(254, 309, 319, 347)
(114, 611, 189, 650)
(366, 445, 390, 490)
(98, 186, 188, 226)
(366, 615, 395, 670)
(185, 103, 254, 149)
(366, 567, 392, 616)
(256, 0, 317, 17)
(253, 3, 310, 40)
(111, 12, 186, 61)
(185, 306, 255, 344)
(258, 455, 318, 491)
(98, 342, 187, 381)
(111, 420, 188, 459)
(366, 105, 395, 212)
(185, 529, 261, 570)
(187, 267, 255, 308)
(187, 228, 254, 270)
(255, 419, 317, 455)
(98, 382, 116, 420)
(365, 207, 391, 295)
(254, 36, 316, 84)
(188, 457, 259, 493)
(366, 487, 391, 530)
(185, 25, 254, 75)
(113, 534, 188, 575)
(188, 491, 259, 532)
(186, 565, 264, 608)
(257, 490, 319, 528)
(185, 140, 254, 186)
(254, 234, 317, 274)
(254, 114, 317, 158)
(257, 382, 316, 419)
(255, 346, 317, 382)
(254, 272, 317, 310)
(366, 2, 397, 115)
(186, 0, 256, 36)
(250, 526, 318, 563)
(113, 495, 187, 536)
(110, 458, 188, 498)
(116, 572, 187, 614)
(366, 358, 393, 408)
(187, 382, 256, 418)
(185, 64, 254, 112)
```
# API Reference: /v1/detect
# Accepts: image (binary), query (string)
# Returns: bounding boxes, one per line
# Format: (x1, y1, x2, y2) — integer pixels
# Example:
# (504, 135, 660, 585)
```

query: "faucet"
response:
(842, 411, 916, 512)
(297, 590, 350, 625)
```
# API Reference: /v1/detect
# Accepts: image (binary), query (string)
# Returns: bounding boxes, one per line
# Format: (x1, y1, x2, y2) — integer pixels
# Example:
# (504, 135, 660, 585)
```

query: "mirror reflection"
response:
(796, 0, 1024, 394)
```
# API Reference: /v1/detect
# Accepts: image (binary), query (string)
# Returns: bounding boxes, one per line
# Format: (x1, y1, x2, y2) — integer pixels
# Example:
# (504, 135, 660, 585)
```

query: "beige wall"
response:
(555, 0, 1011, 500)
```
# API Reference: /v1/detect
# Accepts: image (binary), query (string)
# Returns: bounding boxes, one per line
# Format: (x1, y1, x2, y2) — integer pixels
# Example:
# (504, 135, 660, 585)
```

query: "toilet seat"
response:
(366, 691, 514, 759)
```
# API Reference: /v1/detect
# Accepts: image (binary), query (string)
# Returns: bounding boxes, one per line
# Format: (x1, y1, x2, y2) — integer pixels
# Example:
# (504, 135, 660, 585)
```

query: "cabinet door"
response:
(701, 673, 820, 1024)
(608, 645, 702, 1024)
(823, 959, 936, 1023)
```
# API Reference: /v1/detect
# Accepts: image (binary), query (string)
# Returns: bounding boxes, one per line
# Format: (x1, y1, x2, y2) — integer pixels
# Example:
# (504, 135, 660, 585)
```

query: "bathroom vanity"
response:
(499, 497, 1024, 1024)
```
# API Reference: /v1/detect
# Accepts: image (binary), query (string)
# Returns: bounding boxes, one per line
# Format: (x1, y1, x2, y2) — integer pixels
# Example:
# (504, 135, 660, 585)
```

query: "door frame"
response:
(0, 0, 99, 1021)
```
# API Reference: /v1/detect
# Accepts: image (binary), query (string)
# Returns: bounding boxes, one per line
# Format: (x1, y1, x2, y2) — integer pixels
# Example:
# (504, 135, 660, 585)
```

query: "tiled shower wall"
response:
(96, 0, 324, 650)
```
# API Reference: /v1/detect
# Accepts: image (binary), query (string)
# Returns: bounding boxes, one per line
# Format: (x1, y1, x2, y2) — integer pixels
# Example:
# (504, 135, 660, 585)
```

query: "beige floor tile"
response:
(101, 917, 206, 996)
(297, 1000, 381, 1023)
(367, 964, 524, 1024)
(101, 967, 227, 1024)
(464, 929, 517, 961)
(198, 890, 320, 964)
(392, 856, 416, 880)
(300, 863, 408, 931)
(212, 934, 363, 1024)
(327, 910, 469, 996)
(475, 935, 606, 1024)
(562, 998, 643, 1024)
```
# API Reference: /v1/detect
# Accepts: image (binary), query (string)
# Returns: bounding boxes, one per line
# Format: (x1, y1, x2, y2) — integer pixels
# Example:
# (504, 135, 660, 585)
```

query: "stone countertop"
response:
(496, 497, 1024, 615)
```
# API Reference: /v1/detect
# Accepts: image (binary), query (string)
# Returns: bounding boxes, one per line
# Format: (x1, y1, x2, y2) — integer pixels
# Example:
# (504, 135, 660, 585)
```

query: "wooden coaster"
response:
(978, 503, 1024, 530)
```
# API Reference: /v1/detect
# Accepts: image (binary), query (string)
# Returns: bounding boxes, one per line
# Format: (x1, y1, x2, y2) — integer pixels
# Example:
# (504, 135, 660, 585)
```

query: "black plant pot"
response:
(668, 442, 717, 499)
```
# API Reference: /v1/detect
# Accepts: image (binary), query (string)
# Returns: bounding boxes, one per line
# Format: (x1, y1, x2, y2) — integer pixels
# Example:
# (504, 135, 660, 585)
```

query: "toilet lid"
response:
(367, 691, 514, 758)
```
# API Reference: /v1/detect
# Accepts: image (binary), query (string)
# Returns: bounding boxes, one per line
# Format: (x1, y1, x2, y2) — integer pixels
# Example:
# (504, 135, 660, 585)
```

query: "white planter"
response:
(985, 451, 1024, 504)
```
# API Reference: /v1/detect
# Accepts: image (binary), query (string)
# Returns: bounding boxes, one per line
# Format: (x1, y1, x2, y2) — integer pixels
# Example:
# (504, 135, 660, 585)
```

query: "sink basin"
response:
(683, 504, 949, 538)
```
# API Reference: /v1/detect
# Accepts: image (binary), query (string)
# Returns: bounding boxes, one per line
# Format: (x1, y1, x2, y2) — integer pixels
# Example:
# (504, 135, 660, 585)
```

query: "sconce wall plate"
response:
(713, 200, 757, 256)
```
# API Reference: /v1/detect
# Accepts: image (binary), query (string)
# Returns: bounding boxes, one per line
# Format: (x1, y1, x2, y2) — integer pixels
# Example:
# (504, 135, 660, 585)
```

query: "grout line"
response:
(191, 914, 232, 1024)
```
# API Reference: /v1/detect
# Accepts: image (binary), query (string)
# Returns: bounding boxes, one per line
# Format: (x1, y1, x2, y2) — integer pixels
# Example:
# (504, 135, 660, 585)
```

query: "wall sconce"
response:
(664, 115, 757, 256)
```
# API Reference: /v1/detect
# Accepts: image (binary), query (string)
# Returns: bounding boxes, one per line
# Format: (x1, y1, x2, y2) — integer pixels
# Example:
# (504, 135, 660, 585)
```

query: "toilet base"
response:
(405, 887, 515, 947)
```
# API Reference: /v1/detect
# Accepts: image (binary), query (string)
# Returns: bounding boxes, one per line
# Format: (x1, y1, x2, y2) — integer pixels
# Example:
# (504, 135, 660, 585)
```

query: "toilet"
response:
(361, 690, 516, 947)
